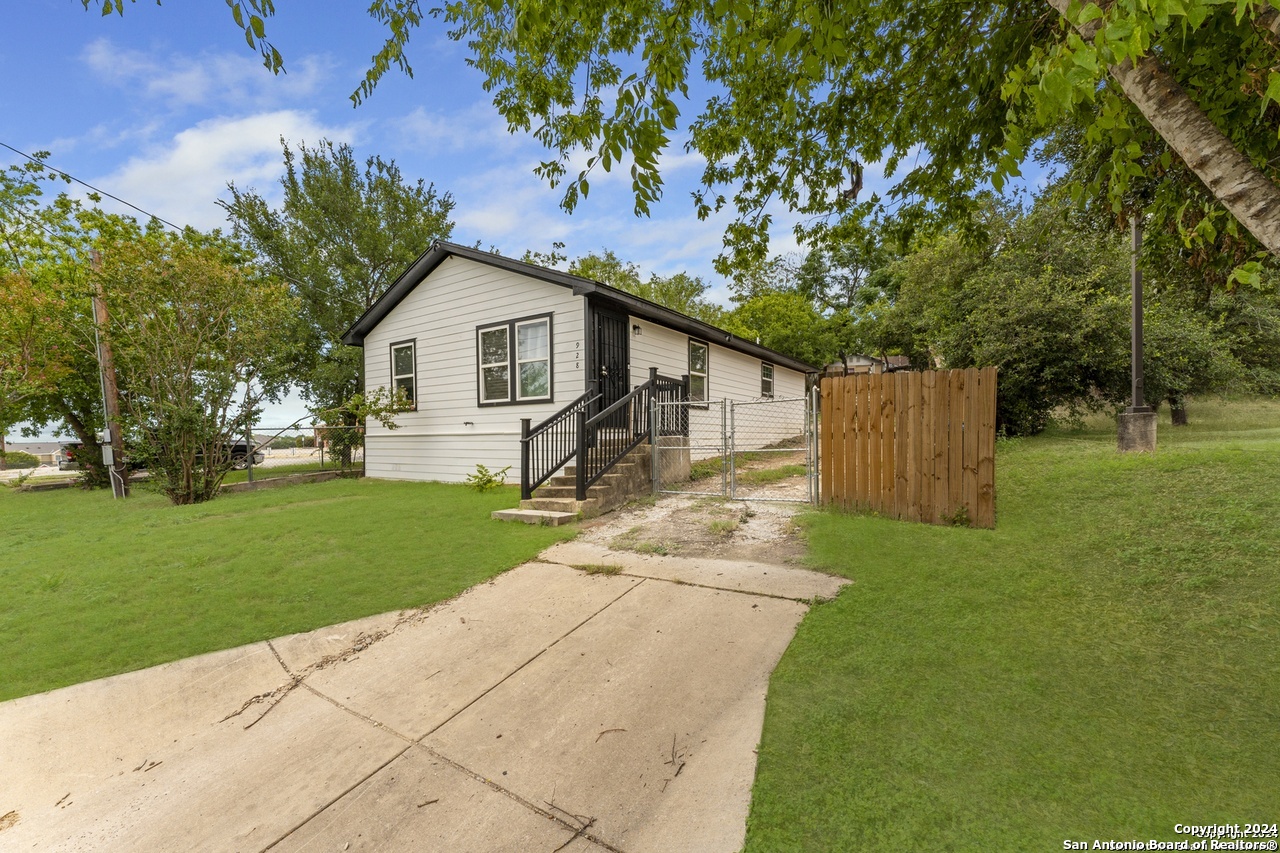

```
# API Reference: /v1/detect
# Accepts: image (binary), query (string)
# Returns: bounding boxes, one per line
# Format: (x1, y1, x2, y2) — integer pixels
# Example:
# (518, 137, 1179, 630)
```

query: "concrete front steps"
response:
(497, 442, 653, 524)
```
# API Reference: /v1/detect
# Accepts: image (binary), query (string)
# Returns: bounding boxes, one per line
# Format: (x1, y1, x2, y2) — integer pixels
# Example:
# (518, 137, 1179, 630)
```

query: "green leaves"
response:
(88, 0, 1280, 270)
(220, 139, 455, 412)
(1263, 71, 1280, 121)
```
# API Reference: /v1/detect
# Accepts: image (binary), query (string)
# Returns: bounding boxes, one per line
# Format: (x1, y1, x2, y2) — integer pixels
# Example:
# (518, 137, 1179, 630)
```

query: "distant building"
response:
(824, 355, 911, 377)
(2, 441, 64, 465)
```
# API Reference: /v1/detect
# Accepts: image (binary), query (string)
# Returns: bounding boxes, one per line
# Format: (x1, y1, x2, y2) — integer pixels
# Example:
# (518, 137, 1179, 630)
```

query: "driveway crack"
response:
(258, 576, 643, 852)
(415, 578, 645, 743)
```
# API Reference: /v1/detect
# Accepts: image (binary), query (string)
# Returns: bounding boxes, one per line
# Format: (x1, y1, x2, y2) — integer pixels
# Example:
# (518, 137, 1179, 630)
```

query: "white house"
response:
(341, 242, 817, 492)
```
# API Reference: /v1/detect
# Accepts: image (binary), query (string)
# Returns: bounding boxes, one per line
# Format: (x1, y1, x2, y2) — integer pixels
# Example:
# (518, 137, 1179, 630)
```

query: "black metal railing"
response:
(520, 390, 601, 500)
(575, 369, 687, 500)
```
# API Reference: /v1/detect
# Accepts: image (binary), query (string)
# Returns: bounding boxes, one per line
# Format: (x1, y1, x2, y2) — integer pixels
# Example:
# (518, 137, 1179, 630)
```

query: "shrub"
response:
(1, 451, 40, 469)
(465, 464, 511, 492)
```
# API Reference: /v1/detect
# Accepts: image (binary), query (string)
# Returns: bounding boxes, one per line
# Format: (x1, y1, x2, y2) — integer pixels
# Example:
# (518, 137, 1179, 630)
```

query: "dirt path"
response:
(577, 450, 813, 565)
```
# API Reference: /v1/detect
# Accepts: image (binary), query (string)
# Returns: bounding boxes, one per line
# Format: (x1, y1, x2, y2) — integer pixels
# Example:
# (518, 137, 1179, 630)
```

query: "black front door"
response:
(593, 308, 630, 426)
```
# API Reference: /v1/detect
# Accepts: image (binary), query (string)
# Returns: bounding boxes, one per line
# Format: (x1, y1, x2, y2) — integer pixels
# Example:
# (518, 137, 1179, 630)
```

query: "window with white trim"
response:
(390, 340, 417, 408)
(477, 315, 553, 405)
(761, 362, 774, 397)
(688, 339, 708, 402)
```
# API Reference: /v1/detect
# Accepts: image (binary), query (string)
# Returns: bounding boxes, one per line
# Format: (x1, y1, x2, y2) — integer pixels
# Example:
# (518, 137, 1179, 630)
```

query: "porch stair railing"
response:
(575, 369, 686, 501)
(518, 368, 688, 504)
(519, 390, 602, 501)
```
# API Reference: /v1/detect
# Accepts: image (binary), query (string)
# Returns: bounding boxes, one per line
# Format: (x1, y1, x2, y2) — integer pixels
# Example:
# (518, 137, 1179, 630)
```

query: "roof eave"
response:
(340, 240, 819, 374)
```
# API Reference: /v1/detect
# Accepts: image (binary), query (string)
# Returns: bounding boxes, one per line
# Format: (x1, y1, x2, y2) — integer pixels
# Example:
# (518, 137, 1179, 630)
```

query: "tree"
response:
(793, 220, 895, 315)
(723, 290, 835, 368)
(0, 160, 125, 487)
(96, 228, 296, 505)
(865, 197, 1250, 434)
(220, 139, 456, 419)
(93, 0, 1280, 269)
(565, 249, 728, 325)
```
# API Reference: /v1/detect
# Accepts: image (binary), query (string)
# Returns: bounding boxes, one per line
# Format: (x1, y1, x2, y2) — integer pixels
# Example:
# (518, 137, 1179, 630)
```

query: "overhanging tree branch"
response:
(1047, 0, 1280, 254)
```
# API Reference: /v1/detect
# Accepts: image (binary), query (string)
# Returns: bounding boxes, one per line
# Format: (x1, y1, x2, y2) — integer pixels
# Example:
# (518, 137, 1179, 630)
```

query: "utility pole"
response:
(90, 251, 129, 498)
(1117, 213, 1156, 452)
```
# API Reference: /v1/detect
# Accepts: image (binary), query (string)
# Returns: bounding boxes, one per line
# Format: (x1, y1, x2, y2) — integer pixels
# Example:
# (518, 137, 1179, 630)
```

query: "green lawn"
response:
(220, 460, 329, 484)
(0, 479, 574, 701)
(746, 398, 1280, 851)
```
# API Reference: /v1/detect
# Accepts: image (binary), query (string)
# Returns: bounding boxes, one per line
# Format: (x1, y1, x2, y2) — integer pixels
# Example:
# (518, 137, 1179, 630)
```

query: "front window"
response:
(478, 315, 554, 405)
(689, 339, 708, 402)
(390, 340, 416, 408)
(761, 362, 774, 397)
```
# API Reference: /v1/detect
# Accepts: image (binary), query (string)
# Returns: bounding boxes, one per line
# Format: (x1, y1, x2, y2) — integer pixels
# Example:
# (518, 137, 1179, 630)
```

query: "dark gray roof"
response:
(340, 241, 818, 374)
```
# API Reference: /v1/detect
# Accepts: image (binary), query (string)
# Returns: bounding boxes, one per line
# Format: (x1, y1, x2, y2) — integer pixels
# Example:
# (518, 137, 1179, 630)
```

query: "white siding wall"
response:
(627, 317, 808, 457)
(362, 256, 585, 482)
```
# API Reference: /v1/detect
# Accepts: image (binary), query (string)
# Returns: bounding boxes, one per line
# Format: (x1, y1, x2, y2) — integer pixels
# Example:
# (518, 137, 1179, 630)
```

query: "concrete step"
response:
(533, 484, 578, 499)
(521, 496, 602, 517)
(527, 441, 655, 519)
(491, 508, 578, 526)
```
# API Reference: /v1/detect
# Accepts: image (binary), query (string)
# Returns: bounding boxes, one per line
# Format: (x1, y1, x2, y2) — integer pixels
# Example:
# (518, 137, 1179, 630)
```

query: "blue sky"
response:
(3, 2, 1045, 433)
(2, 1, 820, 293)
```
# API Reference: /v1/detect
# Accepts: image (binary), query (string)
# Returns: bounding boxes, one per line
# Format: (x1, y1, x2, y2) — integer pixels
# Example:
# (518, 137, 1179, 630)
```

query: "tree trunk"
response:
(58, 403, 109, 489)
(1169, 397, 1189, 426)
(1047, 0, 1280, 255)
(1256, 6, 1280, 39)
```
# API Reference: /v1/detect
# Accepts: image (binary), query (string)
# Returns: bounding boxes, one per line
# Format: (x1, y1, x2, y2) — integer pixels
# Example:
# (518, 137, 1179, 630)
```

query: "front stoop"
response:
(515, 443, 653, 520)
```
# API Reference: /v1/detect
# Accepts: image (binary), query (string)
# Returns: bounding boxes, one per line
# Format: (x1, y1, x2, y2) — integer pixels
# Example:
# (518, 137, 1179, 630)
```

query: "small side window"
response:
(390, 340, 417, 408)
(761, 362, 774, 397)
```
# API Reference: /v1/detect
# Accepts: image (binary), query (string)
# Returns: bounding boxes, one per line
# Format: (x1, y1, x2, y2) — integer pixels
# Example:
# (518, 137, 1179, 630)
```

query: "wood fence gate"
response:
(819, 368, 997, 528)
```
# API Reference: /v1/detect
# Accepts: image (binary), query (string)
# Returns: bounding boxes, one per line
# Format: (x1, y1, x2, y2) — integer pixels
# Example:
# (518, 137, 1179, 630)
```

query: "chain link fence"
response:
(244, 425, 364, 474)
(654, 399, 728, 497)
(654, 394, 816, 503)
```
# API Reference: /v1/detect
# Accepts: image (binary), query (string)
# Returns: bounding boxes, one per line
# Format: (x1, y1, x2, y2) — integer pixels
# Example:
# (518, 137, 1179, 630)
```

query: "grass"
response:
(571, 563, 624, 576)
(220, 460, 330, 484)
(707, 518, 739, 536)
(0, 479, 574, 701)
(736, 463, 807, 486)
(745, 397, 1280, 851)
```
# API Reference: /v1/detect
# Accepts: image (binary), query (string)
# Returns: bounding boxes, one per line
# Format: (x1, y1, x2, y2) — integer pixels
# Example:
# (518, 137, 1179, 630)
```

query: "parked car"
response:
(57, 441, 147, 472)
(226, 441, 266, 469)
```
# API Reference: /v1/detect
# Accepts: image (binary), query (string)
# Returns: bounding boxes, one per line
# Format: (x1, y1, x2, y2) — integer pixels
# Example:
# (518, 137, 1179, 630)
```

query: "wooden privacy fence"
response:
(819, 368, 997, 528)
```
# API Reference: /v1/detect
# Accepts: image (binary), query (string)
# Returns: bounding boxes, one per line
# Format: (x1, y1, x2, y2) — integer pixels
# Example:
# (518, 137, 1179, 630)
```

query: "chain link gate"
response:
(652, 391, 818, 504)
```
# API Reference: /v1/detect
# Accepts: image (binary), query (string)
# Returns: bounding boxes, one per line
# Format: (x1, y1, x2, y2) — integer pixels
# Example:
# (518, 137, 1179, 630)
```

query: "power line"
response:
(1, 141, 366, 308)
(1, 140, 185, 232)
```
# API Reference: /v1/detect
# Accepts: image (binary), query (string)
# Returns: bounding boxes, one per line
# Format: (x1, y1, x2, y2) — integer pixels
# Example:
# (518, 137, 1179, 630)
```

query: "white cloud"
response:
(93, 111, 358, 230)
(395, 102, 519, 154)
(81, 38, 332, 111)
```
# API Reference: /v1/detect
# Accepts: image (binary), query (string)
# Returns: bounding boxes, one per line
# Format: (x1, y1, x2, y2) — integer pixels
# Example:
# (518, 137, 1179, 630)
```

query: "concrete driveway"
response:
(0, 541, 846, 852)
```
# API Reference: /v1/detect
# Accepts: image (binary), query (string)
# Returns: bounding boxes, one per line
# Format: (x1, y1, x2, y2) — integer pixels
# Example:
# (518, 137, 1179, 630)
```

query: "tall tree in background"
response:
(0, 161, 134, 487)
(862, 196, 1256, 434)
(221, 140, 455, 417)
(564, 249, 728, 325)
